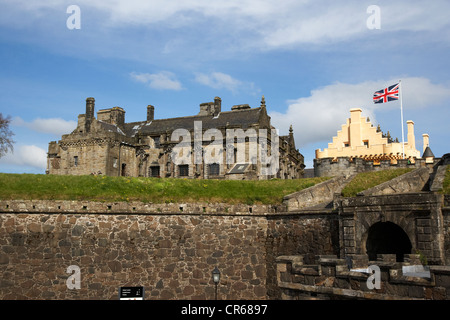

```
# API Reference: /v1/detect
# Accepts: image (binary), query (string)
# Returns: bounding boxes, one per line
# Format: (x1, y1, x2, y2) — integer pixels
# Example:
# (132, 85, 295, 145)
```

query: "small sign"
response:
(119, 286, 144, 300)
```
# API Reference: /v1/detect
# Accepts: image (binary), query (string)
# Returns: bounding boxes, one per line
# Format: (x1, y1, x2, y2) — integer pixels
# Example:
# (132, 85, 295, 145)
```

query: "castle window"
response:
(208, 163, 220, 176)
(74, 156, 79, 167)
(149, 166, 160, 177)
(153, 136, 160, 148)
(178, 165, 189, 177)
(344, 142, 350, 148)
(364, 140, 369, 148)
(113, 157, 118, 168)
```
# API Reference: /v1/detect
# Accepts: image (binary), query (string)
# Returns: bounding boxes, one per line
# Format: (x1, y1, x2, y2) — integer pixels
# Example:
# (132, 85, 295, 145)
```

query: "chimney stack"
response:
(147, 105, 155, 122)
(422, 133, 429, 153)
(214, 97, 222, 116)
(407, 120, 415, 151)
(85, 97, 95, 132)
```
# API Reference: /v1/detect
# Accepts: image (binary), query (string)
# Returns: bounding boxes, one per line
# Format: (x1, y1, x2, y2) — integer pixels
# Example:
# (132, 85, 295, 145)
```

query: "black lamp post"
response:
(212, 267, 220, 300)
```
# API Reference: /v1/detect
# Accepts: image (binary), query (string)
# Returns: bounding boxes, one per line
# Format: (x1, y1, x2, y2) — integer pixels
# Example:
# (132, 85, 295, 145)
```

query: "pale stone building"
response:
(315, 108, 428, 164)
(47, 96, 305, 179)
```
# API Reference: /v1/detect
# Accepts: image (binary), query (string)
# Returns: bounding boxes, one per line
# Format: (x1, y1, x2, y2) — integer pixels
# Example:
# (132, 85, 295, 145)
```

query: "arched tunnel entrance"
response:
(366, 221, 412, 262)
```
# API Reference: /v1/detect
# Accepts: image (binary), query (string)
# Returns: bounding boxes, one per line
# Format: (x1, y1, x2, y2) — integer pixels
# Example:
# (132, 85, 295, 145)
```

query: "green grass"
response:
(0, 173, 330, 205)
(341, 168, 414, 197)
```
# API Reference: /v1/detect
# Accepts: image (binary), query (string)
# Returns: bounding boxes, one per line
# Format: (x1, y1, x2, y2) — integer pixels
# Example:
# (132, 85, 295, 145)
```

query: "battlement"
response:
(314, 156, 440, 177)
(277, 254, 450, 300)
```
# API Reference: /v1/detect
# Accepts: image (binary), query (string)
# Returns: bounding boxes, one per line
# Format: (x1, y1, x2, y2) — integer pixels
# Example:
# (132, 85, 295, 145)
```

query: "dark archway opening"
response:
(366, 221, 412, 262)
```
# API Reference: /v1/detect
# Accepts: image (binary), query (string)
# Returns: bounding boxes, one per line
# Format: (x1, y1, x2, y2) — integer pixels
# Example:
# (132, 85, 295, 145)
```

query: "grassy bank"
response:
(0, 173, 330, 205)
(341, 168, 414, 197)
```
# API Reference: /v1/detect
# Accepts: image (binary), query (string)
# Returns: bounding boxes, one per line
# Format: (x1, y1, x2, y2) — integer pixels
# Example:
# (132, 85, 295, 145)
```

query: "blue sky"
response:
(0, 0, 449, 173)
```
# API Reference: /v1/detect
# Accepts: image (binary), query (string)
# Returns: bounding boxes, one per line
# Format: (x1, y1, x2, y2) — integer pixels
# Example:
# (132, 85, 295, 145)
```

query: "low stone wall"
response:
(357, 167, 430, 196)
(266, 212, 340, 298)
(0, 200, 336, 300)
(282, 176, 352, 211)
(277, 254, 450, 300)
(0, 199, 282, 215)
(430, 164, 449, 192)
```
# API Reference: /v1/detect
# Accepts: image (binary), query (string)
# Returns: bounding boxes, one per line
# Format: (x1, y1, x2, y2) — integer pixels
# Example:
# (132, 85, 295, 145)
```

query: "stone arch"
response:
(364, 221, 412, 262)
(358, 211, 417, 257)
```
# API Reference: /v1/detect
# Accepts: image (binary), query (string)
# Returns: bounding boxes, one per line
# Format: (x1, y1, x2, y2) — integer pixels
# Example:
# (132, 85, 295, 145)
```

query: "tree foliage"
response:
(0, 113, 15, 158)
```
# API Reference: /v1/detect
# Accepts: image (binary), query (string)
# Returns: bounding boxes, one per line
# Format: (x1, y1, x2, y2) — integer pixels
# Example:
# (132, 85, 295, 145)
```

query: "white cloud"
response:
(195, 72, 241, 92)
(130, 71, 183, 91)
(269, 77, 450, 148)
(194, 72, 258, 94)
(4, 0, 450, 53)
(0, 145, 47, 170)
(400, 77, 450, 109)
(12, 117, 77, 136)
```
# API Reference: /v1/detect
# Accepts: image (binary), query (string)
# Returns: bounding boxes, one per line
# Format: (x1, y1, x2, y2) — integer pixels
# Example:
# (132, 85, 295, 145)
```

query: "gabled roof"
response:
(123, 107, 264, 137)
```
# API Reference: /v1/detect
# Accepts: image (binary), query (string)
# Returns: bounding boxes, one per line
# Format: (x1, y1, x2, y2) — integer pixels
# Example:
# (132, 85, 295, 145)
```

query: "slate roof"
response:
(98, 120, 126, 135)
(123, 107, 264, 137)
(422, 146, 435, 158)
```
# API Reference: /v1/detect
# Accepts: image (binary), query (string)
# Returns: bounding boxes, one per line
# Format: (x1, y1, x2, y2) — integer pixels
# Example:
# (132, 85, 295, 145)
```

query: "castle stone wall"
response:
(0, 200, 336, 300)
(1, 193, 447, 300)
(314, 157, 438, 178)
(265, 212, 340, 298)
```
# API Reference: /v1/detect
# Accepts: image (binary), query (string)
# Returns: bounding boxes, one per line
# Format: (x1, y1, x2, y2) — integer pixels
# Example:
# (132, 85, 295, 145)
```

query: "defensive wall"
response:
(314, 156, 439, 178)
(1, 158, 448, 300)
(0, 200, 338, 300)
(276, 159, 450, 300)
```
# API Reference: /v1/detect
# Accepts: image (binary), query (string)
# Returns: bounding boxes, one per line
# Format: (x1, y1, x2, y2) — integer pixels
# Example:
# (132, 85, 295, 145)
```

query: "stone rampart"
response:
(430, 164, 449, 192)
(0, 200, 336, 300)
(282, 175, 353, 211)
(314, 157, 439, 178)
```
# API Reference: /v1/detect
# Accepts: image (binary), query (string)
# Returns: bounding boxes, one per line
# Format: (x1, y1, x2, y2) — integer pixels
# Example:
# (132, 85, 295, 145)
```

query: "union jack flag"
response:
(373, 83, 399, 104)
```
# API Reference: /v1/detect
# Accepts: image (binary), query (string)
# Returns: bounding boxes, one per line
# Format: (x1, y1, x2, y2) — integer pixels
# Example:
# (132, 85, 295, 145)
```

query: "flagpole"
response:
(399, 80, 405, 159)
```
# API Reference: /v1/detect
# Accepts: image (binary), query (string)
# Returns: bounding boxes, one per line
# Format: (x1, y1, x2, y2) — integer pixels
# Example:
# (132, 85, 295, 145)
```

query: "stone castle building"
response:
(47, 96, 305, 179)
(314, 108, 436, 177)
(315, 108, 426, 162)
